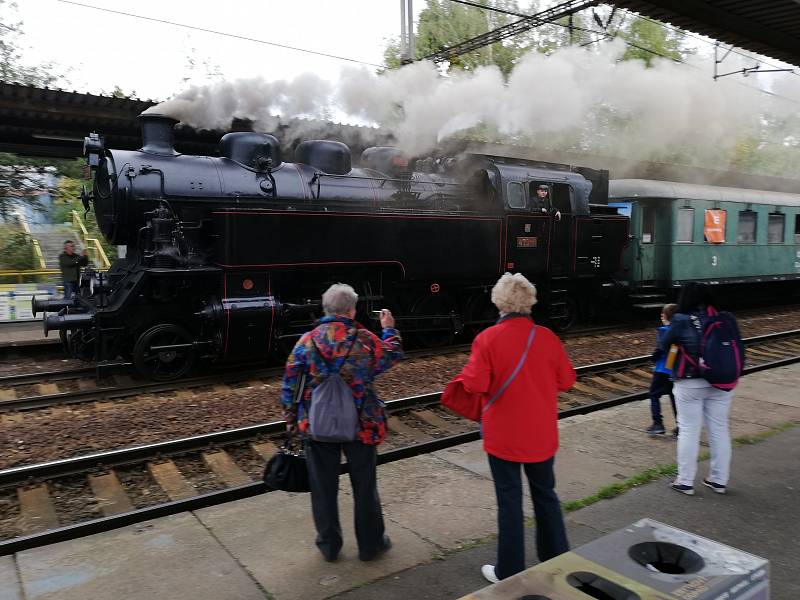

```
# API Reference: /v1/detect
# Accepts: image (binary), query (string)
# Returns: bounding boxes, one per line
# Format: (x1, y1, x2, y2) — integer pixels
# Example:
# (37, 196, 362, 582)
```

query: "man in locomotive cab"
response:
(532, 184, 561, 221)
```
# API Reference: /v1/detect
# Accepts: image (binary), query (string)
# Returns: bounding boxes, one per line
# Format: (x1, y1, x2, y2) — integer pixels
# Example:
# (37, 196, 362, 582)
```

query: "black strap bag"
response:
(262, 431, 310, 493)
(262, 372, 311, 492)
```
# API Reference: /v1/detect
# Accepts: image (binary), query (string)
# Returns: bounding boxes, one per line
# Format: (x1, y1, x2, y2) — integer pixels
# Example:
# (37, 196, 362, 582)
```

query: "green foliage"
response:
(0, 154, 85, 221)
(0, 0, 63, 86)
(0, 226, 35, 270)
(50, 176, 117, 261)
(619, 17, 685, 67)
(385, 0, 533, 76)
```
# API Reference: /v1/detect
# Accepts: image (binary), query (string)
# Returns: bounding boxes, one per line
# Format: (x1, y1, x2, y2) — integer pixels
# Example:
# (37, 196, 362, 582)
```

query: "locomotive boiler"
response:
(36, 113, 629, 380)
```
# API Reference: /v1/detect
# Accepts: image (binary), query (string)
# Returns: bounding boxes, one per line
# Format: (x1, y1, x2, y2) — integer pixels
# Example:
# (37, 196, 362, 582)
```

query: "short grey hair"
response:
(491, 272, 537, 315)
(321, 283, 358, 316)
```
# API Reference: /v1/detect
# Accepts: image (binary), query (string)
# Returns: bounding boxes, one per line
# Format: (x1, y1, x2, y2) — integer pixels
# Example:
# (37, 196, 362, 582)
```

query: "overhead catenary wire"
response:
(444, 0, 685, 64)
(614, 7, 800, 79)
(55, 0, 384, 68)
(442, 0, 799, 104)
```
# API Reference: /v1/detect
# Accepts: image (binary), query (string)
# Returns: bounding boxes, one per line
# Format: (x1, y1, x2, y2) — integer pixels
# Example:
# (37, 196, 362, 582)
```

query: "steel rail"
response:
(0, 344, 476, 413)
(0, 366, 97, 386)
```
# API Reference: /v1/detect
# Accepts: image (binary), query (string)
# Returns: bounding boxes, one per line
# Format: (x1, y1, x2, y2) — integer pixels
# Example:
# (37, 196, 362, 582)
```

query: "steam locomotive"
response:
(35, 114, 629, 380)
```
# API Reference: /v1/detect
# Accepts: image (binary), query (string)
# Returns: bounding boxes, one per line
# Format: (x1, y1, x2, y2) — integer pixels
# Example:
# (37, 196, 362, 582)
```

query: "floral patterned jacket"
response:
(280, 316, 403, 445)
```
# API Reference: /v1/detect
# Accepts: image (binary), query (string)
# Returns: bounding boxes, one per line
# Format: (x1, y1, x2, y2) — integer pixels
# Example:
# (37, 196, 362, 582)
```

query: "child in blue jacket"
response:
(646, 303, 678, 436)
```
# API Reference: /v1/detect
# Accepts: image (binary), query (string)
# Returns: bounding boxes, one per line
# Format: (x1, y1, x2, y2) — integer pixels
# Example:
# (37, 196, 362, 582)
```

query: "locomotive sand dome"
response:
(35, 113, 629, 380)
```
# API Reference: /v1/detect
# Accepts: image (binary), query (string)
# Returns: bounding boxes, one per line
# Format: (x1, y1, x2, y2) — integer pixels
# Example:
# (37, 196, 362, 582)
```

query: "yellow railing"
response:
(0, 269, 60, 283)
(71, 210, 111, 269)
(14, 211, 47, 270)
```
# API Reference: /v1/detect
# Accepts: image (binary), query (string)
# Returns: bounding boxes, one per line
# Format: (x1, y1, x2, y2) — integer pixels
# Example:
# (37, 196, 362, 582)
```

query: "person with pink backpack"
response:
(659, 282, 744, 496)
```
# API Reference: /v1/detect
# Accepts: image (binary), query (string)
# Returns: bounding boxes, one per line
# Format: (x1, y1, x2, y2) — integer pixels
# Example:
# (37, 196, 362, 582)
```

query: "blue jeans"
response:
(649, 371, 676, 424)
(63, 281, 77, 299)
(488, 454, 569, 579)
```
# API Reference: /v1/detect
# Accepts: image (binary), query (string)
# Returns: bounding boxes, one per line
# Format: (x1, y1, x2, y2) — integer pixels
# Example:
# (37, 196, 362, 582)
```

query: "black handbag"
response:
(263, 373, 311, 493)
(262, 433, 310, 492)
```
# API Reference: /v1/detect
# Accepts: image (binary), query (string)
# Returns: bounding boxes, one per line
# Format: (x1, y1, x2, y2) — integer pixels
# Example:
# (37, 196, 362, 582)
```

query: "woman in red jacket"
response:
(456, 273, 575, 583)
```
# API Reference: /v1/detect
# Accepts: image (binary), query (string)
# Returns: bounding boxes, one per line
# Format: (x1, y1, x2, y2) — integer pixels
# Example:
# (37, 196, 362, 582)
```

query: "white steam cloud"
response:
(150, 40, 798, 169)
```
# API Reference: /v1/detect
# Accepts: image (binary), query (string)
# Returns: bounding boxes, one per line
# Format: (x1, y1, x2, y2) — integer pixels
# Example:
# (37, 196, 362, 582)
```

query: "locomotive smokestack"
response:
(138, 113, 179, 156)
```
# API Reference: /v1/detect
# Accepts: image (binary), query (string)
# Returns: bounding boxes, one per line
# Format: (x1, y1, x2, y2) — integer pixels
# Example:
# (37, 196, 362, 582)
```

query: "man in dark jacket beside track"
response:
(58, 240, 88, 299)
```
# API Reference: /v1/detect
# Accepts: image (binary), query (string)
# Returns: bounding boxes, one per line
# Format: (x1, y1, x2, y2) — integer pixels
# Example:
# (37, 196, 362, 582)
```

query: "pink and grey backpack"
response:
(680, 307, 744, 390)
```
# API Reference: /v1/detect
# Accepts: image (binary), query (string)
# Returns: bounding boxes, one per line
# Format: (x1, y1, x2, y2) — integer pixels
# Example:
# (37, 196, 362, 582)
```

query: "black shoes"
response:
(702, 478, 727, 494)
(669, 482, 695, 495)
(646, 423, 666, 435)
(359, 535, 392, 561)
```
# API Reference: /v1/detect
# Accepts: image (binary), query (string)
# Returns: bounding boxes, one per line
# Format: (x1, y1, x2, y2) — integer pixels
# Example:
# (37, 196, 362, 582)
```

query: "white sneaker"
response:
(481, 564, 499, 584)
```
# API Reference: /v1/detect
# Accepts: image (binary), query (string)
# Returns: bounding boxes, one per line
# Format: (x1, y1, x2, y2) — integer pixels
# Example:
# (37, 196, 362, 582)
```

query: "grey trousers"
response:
(674, 379, 733, 486)
(305, 439, 386, 560)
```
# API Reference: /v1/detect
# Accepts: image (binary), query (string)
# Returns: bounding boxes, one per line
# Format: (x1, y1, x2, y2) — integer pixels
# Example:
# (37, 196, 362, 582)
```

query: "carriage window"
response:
(677, 208, 694, 243)
(768, 213, 785, 244)
(795, 214, 800, 243)
(737, 211, 757, 244)
(506, 182, 526, 209)
(641, 206, 654, 244)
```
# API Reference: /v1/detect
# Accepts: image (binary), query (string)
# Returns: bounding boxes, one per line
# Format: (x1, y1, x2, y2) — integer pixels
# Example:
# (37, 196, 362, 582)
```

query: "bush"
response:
(0, 228, 35, 270)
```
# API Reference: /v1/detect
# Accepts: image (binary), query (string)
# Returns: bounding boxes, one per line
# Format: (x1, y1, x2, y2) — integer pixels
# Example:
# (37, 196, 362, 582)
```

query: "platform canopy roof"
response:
(611, 0, 800, 67)
(0, 82, 386, 160)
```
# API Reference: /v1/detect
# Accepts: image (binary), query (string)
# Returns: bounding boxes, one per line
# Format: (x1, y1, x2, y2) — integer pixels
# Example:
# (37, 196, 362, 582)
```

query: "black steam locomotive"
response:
(36, 114, 629, 380)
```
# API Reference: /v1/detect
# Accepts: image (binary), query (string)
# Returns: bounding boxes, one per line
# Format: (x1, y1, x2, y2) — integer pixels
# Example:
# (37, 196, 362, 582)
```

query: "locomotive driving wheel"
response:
(133, 324, 196, 381)
(546, 296, 578, 332)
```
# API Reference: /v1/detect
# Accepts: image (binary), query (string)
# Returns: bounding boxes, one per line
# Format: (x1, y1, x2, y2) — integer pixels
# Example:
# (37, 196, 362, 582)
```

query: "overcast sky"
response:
(9, 0, 796, 107)
(12, 0, 432, 100)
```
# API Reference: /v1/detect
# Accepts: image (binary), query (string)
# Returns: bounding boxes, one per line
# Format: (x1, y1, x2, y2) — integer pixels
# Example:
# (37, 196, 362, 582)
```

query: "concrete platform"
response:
(3, 364, 799, 599)
(0, 322, 53, 348)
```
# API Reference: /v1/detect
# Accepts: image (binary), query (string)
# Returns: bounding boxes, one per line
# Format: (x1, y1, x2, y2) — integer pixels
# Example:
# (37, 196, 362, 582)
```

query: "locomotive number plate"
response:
(516, 236, 538, 248)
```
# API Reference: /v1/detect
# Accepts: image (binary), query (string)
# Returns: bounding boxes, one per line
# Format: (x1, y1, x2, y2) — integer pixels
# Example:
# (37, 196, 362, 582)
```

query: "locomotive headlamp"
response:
(83, 132, 105, 168)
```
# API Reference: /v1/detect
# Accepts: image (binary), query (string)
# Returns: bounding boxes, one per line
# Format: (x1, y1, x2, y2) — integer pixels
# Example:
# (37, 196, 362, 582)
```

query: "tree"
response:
(0, 0, 60, 86)
(385, 0, 534, 76)
(618, 17, 686, 67)
(1, 0, 72, 220)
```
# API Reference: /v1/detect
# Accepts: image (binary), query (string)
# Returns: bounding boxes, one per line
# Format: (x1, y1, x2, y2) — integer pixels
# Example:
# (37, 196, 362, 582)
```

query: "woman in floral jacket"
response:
(280, 283, 403, 562)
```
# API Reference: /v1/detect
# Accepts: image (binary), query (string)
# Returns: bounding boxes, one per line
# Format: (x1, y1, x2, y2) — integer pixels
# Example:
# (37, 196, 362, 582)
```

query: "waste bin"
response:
(460, 518, 768, 599)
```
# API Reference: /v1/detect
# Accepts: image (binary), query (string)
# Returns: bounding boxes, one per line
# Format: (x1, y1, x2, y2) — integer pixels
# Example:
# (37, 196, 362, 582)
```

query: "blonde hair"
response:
(491, 272, 537, 315)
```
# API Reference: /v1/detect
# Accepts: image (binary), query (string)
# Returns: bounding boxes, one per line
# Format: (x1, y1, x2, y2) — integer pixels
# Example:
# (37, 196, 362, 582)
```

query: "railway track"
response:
(0, 344, 474, 413)
(1, 329, 798, 555)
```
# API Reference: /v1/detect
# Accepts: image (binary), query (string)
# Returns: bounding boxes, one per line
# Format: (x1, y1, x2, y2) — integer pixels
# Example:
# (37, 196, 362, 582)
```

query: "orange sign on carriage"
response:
(704, 209, 726, 243)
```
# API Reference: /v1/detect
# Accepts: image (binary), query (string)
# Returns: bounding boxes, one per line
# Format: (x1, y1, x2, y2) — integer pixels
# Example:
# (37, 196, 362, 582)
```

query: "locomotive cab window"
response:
(641, 206, 655, 244)
(677, 208, 694, 243)
(506, 181, 526, 209)
(768, 213, 785, 244)
(737, 211, 757, 244)
(529, 182, 571, 215)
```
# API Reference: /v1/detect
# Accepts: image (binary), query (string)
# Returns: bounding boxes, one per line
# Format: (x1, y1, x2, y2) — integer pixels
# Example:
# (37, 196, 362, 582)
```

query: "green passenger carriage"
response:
(609, 179, 800, 304)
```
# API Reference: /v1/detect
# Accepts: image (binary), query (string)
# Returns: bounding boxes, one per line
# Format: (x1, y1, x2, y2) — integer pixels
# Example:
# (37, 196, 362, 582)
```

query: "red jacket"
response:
(458, 316, 575, 462)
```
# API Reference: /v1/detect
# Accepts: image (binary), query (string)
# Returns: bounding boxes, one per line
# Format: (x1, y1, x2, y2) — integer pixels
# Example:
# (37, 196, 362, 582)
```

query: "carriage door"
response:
(548, 183, 574, 276)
